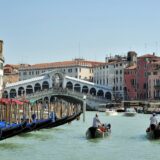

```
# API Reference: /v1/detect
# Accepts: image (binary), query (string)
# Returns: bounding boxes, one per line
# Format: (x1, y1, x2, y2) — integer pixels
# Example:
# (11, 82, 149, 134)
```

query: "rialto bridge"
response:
(3, 71, 113, 108)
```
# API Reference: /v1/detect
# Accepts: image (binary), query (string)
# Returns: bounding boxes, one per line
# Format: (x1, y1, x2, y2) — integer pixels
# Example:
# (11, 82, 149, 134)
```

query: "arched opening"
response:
(97, 90, 104, 97)
(90, 88, 96, 96)
(10, 89, 17, 98)
(105, 92, 112, 100)
(66, 81, 73, 90)
(3, 90, 8, 98)
(50, 96, 56, 103)
(18, 87, 25, 96)
(44, 97, 49, 103)
(26, 85, 33, 94)
(42, 81, 49, 90)
(34, 83, 41, 92)
(82, 86, 89, 94)
(74, 84, 81, 92)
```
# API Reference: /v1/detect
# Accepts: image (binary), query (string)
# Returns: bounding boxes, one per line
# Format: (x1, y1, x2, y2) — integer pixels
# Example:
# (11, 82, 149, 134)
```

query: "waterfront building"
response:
(19, 58, 103, 82)
(93, 52, 137, 101)
(93, 55, 127, 100)
(124, 65, 137, 100)
(136, 53, 160, 100)
(0, 40, 4, 98)
(3, 64, 30, 85)
(148, 60, 160, 100)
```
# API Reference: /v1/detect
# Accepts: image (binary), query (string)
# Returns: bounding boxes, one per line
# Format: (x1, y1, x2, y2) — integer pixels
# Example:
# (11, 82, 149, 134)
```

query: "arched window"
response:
(10, 89, 17, 98)
(26, 85, 33, 94)
(90, 88, 96, 96)
(42, 81, 49, 90)
(82, 86, 89, 94)
(105, 92, 112, 100)
(18, 87, 25, 96)
(34, 83, 41, 92)
(74, 84, 81, 92)
(66, 81, 73, 90)
(97, 90, 104, 97)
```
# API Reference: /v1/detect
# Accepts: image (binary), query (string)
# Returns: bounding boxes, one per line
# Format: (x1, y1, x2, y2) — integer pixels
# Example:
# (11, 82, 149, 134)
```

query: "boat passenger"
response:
(150, 113, 158, 130)
(99, 124, 107, 132)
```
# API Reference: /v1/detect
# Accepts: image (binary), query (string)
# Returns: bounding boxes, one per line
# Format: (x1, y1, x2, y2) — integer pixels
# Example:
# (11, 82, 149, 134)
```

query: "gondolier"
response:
(150, 113, 158, 130)
(92, 114, 101, 128)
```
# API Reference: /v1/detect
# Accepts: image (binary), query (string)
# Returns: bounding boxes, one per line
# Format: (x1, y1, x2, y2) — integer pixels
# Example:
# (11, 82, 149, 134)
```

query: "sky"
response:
(0, 0, 160, 64)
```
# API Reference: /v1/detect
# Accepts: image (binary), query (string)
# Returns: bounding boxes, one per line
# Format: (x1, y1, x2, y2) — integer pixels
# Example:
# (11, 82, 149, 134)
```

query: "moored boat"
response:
(86, 123, 111, 139)
(105, 109, 118, 116)
(0, 121, 27, 140)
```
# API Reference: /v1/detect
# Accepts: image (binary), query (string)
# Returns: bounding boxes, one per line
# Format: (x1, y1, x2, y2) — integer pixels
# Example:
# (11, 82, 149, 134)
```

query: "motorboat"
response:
(124, 108, 137, 117)
(105, 108, 118, 116)
(86, 123, 111, 139)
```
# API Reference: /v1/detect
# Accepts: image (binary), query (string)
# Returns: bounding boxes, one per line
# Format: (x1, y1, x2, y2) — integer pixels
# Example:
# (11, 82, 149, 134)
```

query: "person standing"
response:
(92, 113, 101, 128)
(150, 113, 158, 130)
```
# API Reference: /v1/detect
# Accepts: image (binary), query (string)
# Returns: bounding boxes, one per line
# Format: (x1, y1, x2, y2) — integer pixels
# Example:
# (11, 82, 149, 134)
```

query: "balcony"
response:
(154, 84, 160, 89)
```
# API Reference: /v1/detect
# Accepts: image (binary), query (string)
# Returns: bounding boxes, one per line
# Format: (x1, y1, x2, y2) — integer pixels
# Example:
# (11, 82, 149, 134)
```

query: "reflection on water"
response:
(0, 142, 25, 150)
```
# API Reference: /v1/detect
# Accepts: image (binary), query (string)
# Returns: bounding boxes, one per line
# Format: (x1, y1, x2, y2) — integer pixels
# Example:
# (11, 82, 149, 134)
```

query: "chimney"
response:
(153, 52, 155, 56)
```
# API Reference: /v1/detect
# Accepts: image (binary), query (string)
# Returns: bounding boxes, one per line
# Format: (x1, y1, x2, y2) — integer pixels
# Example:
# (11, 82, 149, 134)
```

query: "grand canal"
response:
(0, 112, 160, 160)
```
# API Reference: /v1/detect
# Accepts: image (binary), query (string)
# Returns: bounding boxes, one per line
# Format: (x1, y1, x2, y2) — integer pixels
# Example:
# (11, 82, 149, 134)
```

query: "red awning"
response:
(0, 98, 24, 105)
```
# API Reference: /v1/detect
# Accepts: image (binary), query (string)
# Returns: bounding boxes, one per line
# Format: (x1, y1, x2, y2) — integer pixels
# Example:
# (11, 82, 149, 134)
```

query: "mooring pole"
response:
(83, 95, 86, 122)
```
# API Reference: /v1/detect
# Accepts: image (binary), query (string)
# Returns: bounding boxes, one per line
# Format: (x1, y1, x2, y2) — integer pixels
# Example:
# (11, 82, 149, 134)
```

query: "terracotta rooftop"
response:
(19, 60, 104, 70)
(138, 54, 159, 58)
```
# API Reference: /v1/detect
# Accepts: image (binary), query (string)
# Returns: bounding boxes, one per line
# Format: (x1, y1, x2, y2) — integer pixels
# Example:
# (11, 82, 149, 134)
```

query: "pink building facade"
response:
(124, 65, 137, 100)
(136, 54, 159, 100)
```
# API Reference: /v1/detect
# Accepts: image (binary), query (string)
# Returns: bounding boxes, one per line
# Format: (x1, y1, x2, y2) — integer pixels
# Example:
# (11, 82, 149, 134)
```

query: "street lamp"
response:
(83, 95, 86, 122)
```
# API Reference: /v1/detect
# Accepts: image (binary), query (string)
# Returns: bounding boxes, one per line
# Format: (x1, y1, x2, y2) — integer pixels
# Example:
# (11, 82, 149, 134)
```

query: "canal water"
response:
(0, 112, 160, 160)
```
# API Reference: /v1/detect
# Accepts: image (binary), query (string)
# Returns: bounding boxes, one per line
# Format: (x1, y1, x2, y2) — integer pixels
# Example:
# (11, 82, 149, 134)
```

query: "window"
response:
(79, 68, 81, 72)
(68, 69, 72, 73)
(23, 71, 27, 75)
(120, 70, 122, 74)
(75, 68, 77, 72)
(144, 72, 147, 77)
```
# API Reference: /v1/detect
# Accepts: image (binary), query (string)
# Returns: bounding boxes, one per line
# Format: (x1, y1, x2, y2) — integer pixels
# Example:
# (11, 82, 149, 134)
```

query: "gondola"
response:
(86, 123, 111, 139)
(20, 118, 53, 134)
(45, 111, 82, 129)
(0, 120, 27, 140)
(146, 127, 160, 139)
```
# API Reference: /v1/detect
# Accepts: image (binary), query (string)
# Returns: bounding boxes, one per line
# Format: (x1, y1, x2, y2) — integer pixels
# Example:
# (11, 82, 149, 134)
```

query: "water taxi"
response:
(124, 108, 136, 117)
(105, 108, 118, 116)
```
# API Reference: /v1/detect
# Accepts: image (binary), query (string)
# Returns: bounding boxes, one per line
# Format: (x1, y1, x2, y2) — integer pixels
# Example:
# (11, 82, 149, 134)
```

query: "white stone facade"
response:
(19, 60, 95, 82)
(93, 61, 128, 100)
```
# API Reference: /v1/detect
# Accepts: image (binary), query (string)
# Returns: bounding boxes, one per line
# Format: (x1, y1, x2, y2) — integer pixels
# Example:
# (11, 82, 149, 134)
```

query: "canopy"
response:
(0, 98, 24, 105)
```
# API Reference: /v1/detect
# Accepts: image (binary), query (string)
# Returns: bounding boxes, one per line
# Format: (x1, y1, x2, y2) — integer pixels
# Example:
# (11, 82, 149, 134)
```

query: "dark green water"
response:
(0, 112, 159, 160)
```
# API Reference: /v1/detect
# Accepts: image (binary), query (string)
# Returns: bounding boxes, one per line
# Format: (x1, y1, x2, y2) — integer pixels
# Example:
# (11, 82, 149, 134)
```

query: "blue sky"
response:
(0, 0, 160, 64)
